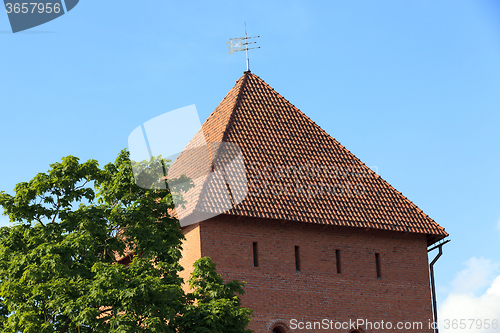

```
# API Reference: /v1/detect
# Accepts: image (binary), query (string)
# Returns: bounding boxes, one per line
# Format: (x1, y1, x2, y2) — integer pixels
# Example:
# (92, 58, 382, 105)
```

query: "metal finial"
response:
(226, 22, 260, 72)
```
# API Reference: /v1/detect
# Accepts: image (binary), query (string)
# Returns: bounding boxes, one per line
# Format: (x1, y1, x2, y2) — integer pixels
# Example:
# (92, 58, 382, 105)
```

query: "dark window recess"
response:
(375, 252, 382, 279)
(273, 326, 286, 333)
(253, 242, 259, 267)
(295, 246, 301, 272)
(335, 249, 341, 274)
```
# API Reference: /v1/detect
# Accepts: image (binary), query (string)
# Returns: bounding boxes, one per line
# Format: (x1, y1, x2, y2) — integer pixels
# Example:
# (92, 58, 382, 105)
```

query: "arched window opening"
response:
(272, 324, 286, 333)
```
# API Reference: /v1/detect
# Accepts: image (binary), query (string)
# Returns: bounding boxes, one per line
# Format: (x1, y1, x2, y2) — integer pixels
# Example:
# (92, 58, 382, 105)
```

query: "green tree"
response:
(178, 258, 253, 333)
(0, 150, 252, 332)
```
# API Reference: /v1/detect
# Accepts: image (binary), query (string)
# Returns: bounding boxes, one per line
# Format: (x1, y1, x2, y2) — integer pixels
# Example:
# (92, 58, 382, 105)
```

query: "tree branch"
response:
(58, 317, 72, 333)
(51, 194, 61, 224)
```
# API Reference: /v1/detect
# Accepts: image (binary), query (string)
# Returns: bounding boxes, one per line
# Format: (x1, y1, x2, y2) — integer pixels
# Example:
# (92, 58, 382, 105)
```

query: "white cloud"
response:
(439, 257, 500, 333)
(449, 257, 499, 294)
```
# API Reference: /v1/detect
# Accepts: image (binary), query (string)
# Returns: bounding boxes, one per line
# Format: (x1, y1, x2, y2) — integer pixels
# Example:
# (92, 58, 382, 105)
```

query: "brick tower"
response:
(177, 72, 448, 333)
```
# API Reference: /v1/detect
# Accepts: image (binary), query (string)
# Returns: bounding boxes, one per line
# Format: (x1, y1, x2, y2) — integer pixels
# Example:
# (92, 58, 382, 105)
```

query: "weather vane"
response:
(226, 22, 260, 72)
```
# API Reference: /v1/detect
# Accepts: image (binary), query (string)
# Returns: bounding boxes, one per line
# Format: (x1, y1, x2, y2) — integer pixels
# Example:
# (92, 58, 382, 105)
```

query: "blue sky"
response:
(1, 0, 500, 328)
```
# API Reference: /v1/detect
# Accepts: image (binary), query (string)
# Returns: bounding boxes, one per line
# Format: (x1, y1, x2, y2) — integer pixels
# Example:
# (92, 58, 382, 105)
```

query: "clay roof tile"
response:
(191, 72, 447, 246)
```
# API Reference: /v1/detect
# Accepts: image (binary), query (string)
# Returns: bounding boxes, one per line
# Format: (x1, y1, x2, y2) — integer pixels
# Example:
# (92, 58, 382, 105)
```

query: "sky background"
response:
(1, 1, 500, 331)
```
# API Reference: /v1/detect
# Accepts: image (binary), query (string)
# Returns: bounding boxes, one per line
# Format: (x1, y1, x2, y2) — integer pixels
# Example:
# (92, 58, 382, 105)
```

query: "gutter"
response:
(428, 239, 451, 333)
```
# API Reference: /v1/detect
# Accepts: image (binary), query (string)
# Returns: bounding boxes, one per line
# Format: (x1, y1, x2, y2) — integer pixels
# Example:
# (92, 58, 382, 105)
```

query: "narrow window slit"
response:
(335, 249, 341, 274)
(253, 242, 259, 267)
(375, 252, 382, 279)
(295, 246, 301, 272)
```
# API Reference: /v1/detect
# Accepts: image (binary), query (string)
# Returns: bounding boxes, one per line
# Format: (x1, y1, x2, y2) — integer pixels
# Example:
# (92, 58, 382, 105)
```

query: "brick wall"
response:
(179, 223, 201, 294)
(181, 215, 434, 333)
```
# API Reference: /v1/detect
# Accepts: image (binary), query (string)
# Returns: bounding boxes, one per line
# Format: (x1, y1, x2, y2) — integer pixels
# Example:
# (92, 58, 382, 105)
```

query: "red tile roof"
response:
(188, 72, 448, 245)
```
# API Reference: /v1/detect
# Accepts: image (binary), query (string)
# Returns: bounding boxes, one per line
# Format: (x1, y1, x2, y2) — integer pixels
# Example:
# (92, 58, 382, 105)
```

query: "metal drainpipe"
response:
(428, 239, 451, 333)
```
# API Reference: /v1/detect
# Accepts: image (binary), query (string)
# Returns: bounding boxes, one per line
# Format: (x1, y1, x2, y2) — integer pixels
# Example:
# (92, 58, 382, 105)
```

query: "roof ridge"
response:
(201, 72, 250, 146)
(219, 72, 251, 143)
(248, 73, 338, 142)
(203, 76, 244, 125)
(189, 72, 251, 215)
